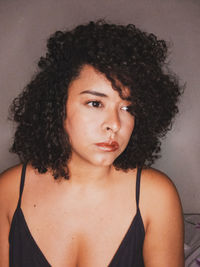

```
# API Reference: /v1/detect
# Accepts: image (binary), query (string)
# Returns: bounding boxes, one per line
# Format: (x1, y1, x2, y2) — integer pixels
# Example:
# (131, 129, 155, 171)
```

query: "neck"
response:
(66, 156, 115, 187)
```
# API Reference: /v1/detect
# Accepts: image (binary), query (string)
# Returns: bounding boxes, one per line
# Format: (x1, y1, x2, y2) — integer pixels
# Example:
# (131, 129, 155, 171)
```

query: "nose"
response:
(102, 108, 121, 133)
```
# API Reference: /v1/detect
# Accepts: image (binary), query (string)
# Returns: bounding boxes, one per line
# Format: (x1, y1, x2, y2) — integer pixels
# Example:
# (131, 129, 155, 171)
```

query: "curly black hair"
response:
(9, 20, 183, 179)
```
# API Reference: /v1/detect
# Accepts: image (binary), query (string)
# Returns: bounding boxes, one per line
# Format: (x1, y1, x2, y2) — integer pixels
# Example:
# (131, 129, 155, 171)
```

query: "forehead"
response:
(68, 65, 131, 99)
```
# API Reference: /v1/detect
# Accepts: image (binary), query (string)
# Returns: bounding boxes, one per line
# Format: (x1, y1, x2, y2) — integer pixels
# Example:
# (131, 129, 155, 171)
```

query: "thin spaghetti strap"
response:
(136, 167, 142, 209)
(17, 163, 27, 208)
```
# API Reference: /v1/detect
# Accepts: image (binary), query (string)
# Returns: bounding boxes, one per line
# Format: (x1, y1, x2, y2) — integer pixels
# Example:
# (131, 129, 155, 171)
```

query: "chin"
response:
(90, 154, 117, 167)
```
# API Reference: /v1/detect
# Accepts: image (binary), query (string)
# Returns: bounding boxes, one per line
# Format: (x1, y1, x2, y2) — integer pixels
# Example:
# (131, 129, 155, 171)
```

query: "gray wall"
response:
(0, 0, 199, 213)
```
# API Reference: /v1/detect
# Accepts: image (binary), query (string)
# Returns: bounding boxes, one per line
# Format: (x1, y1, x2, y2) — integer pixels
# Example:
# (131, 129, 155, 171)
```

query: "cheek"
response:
(130, 119, 135, 134)
(64, 112, 78, 139)
(65, 118, 79, 139)
(64, 112, 97, 141)
(123, 117, 135, 137)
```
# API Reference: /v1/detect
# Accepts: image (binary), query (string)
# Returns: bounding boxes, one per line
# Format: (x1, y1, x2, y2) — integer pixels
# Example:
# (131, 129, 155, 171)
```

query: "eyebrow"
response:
(80, 90, 108, 97)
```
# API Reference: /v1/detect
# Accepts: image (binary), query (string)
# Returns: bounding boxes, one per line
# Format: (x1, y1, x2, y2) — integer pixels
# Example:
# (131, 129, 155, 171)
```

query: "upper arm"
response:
(142, 169, 184, 267)
(0, 173, 10, 267)
(0, 207, 9, 267)
(0, 165, 21, 267)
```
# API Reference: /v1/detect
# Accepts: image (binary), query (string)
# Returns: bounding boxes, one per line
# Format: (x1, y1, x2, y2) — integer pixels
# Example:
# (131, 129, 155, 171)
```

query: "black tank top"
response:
(9, 164, 145, 267)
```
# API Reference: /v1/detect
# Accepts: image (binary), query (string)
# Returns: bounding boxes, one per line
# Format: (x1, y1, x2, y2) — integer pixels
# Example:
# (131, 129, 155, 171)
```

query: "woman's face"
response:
(64, 65, 135, 167)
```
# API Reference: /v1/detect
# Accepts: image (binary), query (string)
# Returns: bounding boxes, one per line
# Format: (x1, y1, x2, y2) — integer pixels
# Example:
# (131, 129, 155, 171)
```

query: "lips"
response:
(95, 141, 119, 152)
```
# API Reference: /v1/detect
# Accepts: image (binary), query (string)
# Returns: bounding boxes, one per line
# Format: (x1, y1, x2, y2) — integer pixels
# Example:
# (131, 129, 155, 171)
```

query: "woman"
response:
(0, 20, 184, 266)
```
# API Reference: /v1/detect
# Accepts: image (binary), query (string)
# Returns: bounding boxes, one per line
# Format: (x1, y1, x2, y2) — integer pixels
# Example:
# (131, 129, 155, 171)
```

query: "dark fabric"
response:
(9, 164, 145, 267)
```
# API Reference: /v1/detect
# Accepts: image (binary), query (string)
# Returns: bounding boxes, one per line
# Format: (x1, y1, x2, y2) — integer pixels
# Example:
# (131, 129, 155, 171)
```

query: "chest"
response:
(10, 204, 145, 267)
(18, 190, 139, 266)
(9, 167, 147, 267)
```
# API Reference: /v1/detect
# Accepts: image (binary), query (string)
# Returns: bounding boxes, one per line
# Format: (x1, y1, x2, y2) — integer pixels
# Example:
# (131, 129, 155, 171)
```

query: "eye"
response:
(121, 105, 133, 112)
(87, 101, 103, 108)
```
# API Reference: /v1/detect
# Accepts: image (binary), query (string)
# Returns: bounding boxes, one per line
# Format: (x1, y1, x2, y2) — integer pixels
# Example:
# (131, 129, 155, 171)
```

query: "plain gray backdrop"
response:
(0, 0, 199, 213)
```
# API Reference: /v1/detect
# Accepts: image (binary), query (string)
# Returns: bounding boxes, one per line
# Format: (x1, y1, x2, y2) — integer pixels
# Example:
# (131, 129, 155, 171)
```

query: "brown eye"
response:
(87, 101, 102, 108)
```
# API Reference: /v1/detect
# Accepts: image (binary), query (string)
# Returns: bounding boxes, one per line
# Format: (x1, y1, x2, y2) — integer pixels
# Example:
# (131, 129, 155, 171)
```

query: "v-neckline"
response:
(19, 208, 51, 266)
(15, 207, 141, 267)
(108, 209, 142, 266)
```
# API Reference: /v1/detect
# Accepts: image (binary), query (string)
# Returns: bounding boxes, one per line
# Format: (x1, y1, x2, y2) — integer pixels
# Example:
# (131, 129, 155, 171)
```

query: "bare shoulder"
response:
(140, 167, 183, 222)
(140, 168, 184, 266)
(117, 167, 182, 215)
(0, 164, 23, 221)
(0, 164, 22, 181)
(0, 164, 22, 193)
(140, 167, 182, 209)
